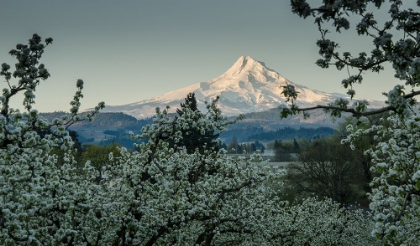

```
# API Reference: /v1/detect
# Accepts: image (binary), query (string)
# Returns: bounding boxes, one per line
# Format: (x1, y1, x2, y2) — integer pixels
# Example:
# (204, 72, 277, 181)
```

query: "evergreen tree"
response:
(293, 138, 300, 153)
(273, 139, 281, 150)
(176, 92, 198, 115)
(176, 92, 219, 154)
(227, 136, 239, 153)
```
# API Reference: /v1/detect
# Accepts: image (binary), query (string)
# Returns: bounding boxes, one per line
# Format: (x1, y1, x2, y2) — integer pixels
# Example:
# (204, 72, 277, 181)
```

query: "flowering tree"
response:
(285, 1, 420, 244)
(0, 34, 104, 244)
(267, 198, 381, 245)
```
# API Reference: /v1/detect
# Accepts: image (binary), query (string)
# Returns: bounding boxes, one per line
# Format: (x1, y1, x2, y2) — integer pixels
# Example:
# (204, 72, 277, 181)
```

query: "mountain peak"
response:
(209, 56, 283, 84)
(227, 56, 267, 75)
(237, 55, 258, 64)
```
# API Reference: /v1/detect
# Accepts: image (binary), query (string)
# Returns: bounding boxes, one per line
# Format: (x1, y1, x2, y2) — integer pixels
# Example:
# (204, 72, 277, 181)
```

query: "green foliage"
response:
(81, 143, 120, 169)
(81, 143, 121, 183)
(254, 140, 265, 153)
(220, 125, 264, 142)
(293, 138, 300, 153)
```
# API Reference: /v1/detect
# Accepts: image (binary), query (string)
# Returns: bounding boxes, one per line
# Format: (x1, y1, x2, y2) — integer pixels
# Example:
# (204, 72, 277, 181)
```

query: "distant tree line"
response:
(270, 138, 301, 162)
(249, 126, 334, 141)
(219, 125, 264, 142)
(223, 137, 265, 154)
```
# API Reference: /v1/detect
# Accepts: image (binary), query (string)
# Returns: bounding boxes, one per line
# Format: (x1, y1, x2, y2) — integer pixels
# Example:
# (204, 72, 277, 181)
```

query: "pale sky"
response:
(0, 0, 416, 112)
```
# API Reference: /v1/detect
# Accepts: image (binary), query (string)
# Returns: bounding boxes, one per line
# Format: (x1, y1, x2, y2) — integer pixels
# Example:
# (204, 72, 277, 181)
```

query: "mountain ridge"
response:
(94, 56, 384, 119)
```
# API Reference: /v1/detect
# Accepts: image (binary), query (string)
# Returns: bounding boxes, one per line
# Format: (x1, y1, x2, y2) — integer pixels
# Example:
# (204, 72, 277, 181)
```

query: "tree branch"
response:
(294, 90, 420, 118)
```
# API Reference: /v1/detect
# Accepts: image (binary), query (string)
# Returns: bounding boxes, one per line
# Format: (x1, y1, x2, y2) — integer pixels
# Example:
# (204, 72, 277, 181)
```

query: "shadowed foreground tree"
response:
(287, 136, 363, 204)
(335, 114, 392, 193)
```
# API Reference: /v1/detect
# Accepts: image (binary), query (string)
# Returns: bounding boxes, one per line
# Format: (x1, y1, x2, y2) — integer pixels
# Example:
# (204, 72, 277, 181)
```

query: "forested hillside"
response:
(40, 111, 153, 128)
(40, 109, 338, 147)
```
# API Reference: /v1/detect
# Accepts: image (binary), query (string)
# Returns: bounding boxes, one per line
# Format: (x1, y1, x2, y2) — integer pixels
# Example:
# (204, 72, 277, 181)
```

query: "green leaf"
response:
(415, 180, 420, 191)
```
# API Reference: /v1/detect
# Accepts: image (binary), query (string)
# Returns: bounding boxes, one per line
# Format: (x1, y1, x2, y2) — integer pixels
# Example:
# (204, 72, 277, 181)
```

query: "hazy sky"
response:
(0, 1, 416, 112)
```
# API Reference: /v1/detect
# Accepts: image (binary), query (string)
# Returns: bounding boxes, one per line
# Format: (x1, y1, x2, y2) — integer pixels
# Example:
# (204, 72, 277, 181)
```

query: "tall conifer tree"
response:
(176, 93, 219, 154)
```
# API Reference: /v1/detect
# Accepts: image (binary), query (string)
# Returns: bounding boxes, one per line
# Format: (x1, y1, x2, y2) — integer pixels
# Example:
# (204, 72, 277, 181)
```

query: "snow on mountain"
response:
(97, 56, 384, 119)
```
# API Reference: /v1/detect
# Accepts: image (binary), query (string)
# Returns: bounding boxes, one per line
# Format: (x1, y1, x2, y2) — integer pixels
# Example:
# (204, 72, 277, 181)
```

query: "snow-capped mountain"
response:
(98, 56, 383, 119)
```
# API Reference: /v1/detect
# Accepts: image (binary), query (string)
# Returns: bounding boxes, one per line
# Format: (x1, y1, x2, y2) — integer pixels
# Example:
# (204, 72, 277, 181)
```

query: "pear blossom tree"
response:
(342, 114, 420, 245)
(0, 34, 105, 244)
(266, 198, 381, 245)
(284, 0, 420, 244)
